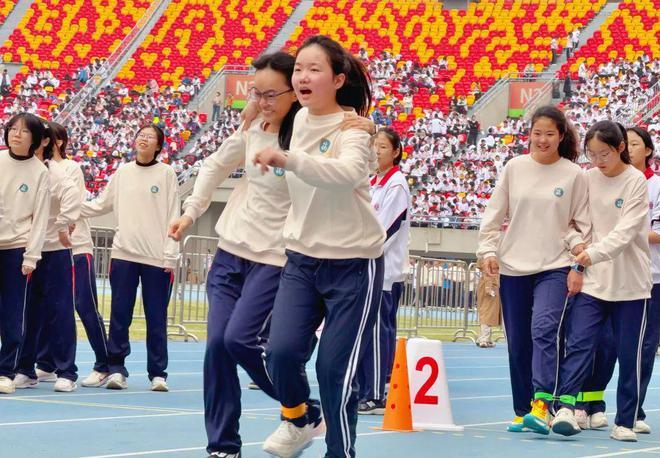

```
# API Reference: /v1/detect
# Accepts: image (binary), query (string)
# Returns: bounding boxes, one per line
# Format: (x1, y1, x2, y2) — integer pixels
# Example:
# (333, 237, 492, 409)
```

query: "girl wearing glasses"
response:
(169, 51, 302, 458)
(551, 121, 651, 441)
(252, 35, 384, 458)
(0, 113, 50, 394)
(80, 125, 180, 392)
(170, 50, 376, 457)
(477, 105, 590, 435)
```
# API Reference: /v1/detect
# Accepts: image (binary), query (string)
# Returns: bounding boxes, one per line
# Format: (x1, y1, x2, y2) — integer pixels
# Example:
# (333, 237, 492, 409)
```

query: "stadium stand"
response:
(115, 0, 301, 90)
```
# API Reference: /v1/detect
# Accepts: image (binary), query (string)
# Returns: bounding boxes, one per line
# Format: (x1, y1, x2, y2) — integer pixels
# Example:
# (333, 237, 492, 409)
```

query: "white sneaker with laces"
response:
(150, 377, 168, 392)
(611, 425, 637, 442)
(54, 378, 77, 392)
(590, 411, 609, 429)
(0, 376, 15, 394)
(574, 409, 589, 430)
(551, 408, 581, 436)
(262, 419, 325, 457)
(14, 373, 38, 389)
(634, 419, 651, 434)
(36, 368, 57, 382)
(81, 370, 109, 388)
(106, 373, 128, 390)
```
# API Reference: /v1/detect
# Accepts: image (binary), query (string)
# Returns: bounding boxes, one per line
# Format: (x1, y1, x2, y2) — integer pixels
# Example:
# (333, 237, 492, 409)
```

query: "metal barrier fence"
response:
(90, 230, 503, 343)
(90, 227, 194, 340)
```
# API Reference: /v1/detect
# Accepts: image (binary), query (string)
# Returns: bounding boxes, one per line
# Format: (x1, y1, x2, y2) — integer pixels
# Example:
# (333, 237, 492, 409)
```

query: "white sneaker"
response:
(36, 368, 57, 382)
(574, 409, 589, 430)
(0, 376, 15, 394)
(150, 377, 168, 392)
(590, 411, 609, 429)
(106, 373, 128, 390)
(81, 370, 109, 388)
(262, 419, 325, 457)
(611, 425, 637, 442)
(551, 408, 581, 436)
(634, 419, 651, 434)
(14, 373, 38, 389)
(53, 378, 77, 392)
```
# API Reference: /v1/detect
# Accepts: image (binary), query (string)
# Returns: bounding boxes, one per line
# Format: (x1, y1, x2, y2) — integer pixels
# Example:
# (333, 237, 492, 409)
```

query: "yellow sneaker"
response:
(507, 416, 530, 433)
(523, 399, 551, 435)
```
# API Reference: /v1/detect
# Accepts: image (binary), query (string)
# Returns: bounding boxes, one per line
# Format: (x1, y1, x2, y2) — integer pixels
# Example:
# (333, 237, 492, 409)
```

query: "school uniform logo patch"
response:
(273, 167, 285, 177)
(615, 198, 624, 208)
(553, 187, 564, 197)
(18, 183, 28, 193)
(319, 139, 331, 153)
(151, 186, 159, 194)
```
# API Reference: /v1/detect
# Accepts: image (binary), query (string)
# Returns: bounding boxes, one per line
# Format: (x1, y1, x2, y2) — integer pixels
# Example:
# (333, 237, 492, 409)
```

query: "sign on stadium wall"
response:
(225, 74, 254, 109)
(508, 81, 546, 118)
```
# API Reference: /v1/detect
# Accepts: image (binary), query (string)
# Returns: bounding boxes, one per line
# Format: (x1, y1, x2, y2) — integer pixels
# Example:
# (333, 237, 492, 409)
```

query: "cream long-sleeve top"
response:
(62, 159, 94, 256)
(182, 117, 290, 267)
(477, 154, 590, 276)
(42, 159, 81, 252)
(282, 107, 385, 259)
(80, 161, 180, 269)
(582, 166, 652, 301)
(0, 151, 50, 268)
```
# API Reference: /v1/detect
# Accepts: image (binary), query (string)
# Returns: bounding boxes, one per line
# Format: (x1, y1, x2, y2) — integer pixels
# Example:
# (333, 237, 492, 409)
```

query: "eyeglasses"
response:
(586, 150, 614, 163)
(248, 87, 293, 105)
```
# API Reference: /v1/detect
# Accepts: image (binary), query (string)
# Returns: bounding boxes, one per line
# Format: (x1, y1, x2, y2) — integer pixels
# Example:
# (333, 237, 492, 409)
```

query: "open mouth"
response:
(299, 88, 312, 96)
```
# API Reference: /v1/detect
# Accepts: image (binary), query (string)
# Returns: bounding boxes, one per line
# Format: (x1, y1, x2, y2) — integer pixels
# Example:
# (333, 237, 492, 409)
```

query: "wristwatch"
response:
(571, 264, 585, 273)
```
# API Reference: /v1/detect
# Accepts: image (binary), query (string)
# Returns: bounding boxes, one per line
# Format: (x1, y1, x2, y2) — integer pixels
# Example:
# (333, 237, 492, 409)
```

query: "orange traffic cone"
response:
(380, 337, 416, 432)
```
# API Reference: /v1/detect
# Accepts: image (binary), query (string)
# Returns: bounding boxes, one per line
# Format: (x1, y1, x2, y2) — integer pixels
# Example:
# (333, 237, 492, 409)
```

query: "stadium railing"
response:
(90, 230, 503, 343)
(410, 215, 482, 230)
(55, 0, 169, 125)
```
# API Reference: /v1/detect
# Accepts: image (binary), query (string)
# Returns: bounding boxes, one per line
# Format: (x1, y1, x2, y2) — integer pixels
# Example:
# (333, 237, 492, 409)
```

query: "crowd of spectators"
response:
(0, 53, 658, 223)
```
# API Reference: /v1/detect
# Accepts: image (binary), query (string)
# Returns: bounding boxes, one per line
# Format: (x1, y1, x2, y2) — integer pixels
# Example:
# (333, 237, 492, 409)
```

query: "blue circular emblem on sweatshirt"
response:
(273, 167, 285, 177)
(320, 139, 331, 153)
(615, 198, 624, 208)
(151, 186, 159, 193)
(19, 184, 28, 193)
(554, 187, 564, 197)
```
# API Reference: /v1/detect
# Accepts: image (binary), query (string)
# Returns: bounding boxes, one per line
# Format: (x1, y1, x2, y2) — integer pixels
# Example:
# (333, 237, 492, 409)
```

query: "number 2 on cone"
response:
(414, 357, 439, 405)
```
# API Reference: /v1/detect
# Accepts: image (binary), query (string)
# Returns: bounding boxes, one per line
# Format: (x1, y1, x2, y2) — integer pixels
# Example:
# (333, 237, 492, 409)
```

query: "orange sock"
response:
(281, 403, 307, 420)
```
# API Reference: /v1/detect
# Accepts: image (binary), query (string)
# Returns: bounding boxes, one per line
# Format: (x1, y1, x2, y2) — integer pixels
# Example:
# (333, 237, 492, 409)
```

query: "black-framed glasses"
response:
(248, 87, 294, 105)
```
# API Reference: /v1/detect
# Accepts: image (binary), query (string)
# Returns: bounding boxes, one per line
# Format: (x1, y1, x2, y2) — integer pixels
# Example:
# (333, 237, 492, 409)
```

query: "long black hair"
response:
(530, 105, 579, 162)
(627, 125, 655, 167)
(297, 35, 372, 116)
(48, 121, 68, 160)
(584, 120, 631, 164)
(252, 51, 301, 150)
(4, 113, 49, 157)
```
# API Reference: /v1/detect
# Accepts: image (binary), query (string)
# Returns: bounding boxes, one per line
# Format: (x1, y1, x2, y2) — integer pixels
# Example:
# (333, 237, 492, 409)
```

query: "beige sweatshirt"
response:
(0, 151, 51, 268)
(282, 108, 385, 259)
(183, 118, 291, 267)
(62, 159, 94, 256)
(42, 159, 81, 252)
(583, 166, 652, 301)
(477, 154, 590, 276)
(80, 161, 180, 269)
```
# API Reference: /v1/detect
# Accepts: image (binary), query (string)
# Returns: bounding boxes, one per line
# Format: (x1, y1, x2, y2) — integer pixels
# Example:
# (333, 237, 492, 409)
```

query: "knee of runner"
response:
(223, 331, 251, 360)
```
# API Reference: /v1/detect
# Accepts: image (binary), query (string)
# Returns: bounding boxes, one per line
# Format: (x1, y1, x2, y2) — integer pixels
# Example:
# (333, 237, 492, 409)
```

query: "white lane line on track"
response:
(78, 431, 397, 458)
(578, 447, 660, 457)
